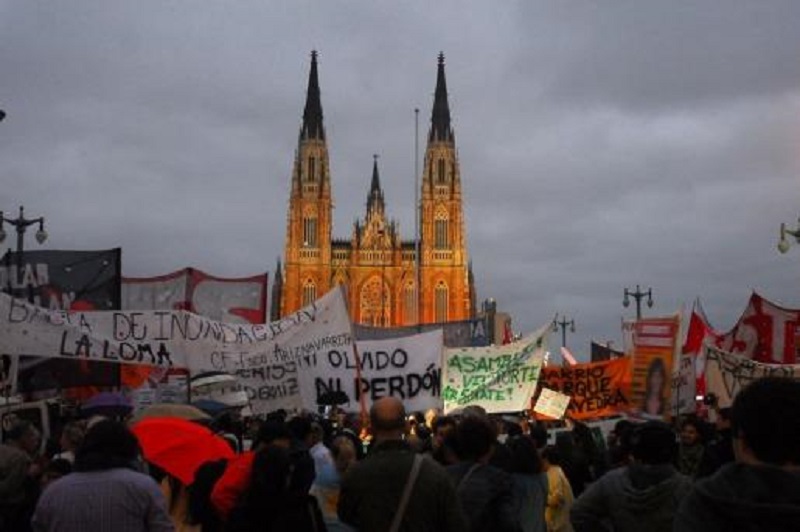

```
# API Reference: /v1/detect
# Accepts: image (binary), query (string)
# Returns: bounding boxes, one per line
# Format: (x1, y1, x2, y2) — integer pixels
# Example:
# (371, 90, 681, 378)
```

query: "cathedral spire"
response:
(300, 50, 325, 141)
(367, 154, 384, 212)
(429, 52, 453, 143)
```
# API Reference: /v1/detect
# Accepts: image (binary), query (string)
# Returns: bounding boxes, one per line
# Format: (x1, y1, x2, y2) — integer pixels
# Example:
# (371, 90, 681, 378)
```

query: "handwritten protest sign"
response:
(534, 388, 571, 419)
(442, 326, 547, 414)
(704, 346, 800, 408)
(670, 355, 696, 415)
(0, 288, 354, 414)
(310, 330, 443, 413)
(538, 357, 631, 419)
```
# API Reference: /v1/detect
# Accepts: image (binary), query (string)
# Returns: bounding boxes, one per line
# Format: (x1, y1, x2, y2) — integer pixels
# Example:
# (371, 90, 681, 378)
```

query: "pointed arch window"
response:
(302, 279, 317, 306)
(303, 216, 318, 248)
(404, 281, 417, 324)
(308, 156, 316, 183)
(434, 210, 449, 249)
(437, 158, 446, 184)
(435, 281, 448, 322)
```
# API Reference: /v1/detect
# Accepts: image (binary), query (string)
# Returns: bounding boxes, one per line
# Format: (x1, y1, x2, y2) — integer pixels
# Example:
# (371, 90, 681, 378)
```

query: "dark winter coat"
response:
(570, 463, 692, 532)
(675, 462, 800, 532)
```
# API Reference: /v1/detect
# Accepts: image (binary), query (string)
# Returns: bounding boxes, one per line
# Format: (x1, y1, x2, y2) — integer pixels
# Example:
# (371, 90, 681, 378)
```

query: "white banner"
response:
(442, 325, 547, 414)
(310, 330, 443, 413)
(0, 288, 354, 414)
(704, 345, 800, 408)
(670, 354, 696, 415)
(534, 387, 571, 419)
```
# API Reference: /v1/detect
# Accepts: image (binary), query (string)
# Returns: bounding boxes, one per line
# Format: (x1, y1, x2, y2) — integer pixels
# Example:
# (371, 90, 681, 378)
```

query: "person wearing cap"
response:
(569, 421, 691, 532)
(675, 377, 800, 532)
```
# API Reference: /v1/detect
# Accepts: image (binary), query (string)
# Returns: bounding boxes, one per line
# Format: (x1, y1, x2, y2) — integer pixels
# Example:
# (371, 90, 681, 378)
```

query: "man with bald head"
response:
(338, 397, 467, 531)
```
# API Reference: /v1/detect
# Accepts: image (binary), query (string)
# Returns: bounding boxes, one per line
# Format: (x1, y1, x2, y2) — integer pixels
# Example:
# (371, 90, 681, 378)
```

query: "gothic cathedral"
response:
(272, 52, 476, 327)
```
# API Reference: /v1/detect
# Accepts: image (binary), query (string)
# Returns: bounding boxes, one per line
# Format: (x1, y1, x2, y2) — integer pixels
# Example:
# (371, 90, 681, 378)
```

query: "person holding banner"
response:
(675, 378, 800, 532)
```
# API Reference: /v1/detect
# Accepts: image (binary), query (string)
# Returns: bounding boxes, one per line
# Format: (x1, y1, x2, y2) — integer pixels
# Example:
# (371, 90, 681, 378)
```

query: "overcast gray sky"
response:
(2, 1, 799, 360)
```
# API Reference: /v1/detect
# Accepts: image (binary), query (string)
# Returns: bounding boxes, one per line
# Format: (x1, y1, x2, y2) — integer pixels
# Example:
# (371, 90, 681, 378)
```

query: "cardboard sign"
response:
(442, 326, 547, 414)
(534, 387, 571, 419)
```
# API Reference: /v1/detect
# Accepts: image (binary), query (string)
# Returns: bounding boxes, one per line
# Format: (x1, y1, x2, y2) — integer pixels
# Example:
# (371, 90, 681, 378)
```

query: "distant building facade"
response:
(273, 52, 475, 327)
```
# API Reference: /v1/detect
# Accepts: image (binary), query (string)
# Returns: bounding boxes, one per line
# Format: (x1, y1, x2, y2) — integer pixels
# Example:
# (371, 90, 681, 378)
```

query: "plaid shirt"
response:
(32, 468, 174, 532)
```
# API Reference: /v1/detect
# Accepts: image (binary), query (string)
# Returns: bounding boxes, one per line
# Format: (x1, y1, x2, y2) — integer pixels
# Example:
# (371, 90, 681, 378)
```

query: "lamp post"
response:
(623, 285, 653, 320)
(552, 314, 575, 348)
(778, 217, 800, 254)
(1, 206, 48, 292)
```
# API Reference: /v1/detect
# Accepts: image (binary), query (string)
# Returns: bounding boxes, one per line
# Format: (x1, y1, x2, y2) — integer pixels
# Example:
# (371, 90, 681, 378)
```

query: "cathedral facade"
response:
(272, 52, 475, 327)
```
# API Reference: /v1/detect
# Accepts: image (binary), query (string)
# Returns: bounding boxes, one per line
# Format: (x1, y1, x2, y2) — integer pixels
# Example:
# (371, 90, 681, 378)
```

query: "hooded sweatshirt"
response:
(675, 462, 800, 532)
(570, 463, 692, 532)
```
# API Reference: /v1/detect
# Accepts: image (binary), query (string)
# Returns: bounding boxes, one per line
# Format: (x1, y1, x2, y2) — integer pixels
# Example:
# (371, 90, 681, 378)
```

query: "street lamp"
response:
(0, 206, 48, 256)
(623, 285, 653, 320)
(778, 217, 800, 254)
(552, 313, 575, 348)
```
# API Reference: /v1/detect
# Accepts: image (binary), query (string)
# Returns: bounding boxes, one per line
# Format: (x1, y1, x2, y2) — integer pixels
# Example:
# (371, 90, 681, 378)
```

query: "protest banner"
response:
(121, 268, 268, 397)
(630, 315, 680, 419)
(353, 317, 489, 347)
(311, 329, 443, 413)
(441, 325, 547, 414)
(0, 287, 354, 414)
(684, 294, 800, 365)
(2, 248, 123, 396)
(704, 346, 800, 408)
(670, 354, 696, 415)
(122, 268, 268, 324)
(533, 388, 571, 419)
(537, 357, 631, 420)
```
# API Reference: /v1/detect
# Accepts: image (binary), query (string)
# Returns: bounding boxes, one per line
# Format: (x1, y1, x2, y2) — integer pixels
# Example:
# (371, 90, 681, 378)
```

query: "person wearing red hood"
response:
(675, 377, 800, 532)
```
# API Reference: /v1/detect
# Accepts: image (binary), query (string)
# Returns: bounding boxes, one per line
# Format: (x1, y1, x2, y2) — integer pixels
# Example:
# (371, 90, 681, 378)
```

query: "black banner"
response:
(1, 248, 122, 392)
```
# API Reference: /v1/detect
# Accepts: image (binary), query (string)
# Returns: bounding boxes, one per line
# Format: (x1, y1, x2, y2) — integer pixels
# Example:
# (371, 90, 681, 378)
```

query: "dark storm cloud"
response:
(1, 1, 799, 358)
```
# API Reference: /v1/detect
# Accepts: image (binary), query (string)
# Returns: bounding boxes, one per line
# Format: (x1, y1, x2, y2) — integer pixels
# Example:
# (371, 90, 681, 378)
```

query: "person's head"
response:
(609, 420, 634, 447)
(462, 404, 488, 419)
(287, 416, 313, 446)
(645, 358, 666, 397)
(5, 420, 41, 455)
(253, 420, 292, 451)
(454, 415, 496, 463)
(680, 419, 702, 447)
(432, 415, 456, 449)
(630, 421, 677, 465)
(330, 435, 357, 476)
(369, 397, 407, 442)
(507, 435, 543, 475)
(541, 445, 561, 470)
(59, 421, 86, 453)
(74, 419, 140, 472)
(529, 423, 549, 450)
(309, 421, 324, 447)
(246, 445, 294, 508)
(731, 377, 800, 467)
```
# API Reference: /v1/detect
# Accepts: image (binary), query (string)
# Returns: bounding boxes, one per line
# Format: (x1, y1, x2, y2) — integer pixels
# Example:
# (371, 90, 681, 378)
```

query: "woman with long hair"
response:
(226, 445, 326, 532)
(508, 435, 548, 532)
(642, 358, 667, 416)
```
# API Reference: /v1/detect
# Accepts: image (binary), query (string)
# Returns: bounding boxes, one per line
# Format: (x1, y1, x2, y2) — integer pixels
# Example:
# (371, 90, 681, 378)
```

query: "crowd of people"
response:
(1, 376, 799, 531)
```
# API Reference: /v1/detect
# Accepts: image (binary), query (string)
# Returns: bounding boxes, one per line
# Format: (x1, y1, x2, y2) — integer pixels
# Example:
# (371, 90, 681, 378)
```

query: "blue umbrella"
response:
(81, 391, 133, 418)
